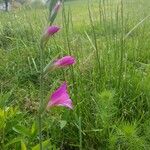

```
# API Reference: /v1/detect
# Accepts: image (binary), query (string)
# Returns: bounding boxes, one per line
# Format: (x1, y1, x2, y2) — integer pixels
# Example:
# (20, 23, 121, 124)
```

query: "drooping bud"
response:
(52, 1, 61, 15)
(43, 56, 76, 74)
(49, 0, 62, 24)
(49, 0, 58, 14)
(41, 25, 60, 45)
(53, 56, 76, 68)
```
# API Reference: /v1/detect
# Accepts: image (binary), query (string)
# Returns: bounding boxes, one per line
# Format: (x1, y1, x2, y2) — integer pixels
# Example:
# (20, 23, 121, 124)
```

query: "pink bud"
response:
(53, 1, 61, 14)
(47, 82, 73, 109)
(45, 25, 60, 36)
(41, 25, 60, 44)
(53, 56, 76, 68)
(49, 1, 62, 23)
(43, 56, 76, 75)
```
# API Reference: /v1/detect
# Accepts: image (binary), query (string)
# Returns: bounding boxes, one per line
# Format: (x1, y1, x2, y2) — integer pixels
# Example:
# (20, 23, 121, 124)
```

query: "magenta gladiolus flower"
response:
(47, 82, 73, 109)
(41, 25, 60, 44)
(53, 56, 76, 68)
(43, 56, 76, 75)
(45, 25, 60, 37)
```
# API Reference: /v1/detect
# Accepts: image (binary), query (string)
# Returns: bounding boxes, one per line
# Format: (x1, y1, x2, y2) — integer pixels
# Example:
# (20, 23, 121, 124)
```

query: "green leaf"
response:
(60, 120, 67, 129)
(31, 122, 38, 138)
(13, 125, 31, 137)
(5, 137, 22, 148)
(0, 90, 13, 108)
(31, 122, 36, 134)
(21, 141, 27, 150)
(32, 140, 52, 150)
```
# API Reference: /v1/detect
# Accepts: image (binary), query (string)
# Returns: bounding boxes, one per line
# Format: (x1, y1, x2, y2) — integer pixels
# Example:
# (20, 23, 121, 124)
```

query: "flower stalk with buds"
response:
(38, 1, 76, 149)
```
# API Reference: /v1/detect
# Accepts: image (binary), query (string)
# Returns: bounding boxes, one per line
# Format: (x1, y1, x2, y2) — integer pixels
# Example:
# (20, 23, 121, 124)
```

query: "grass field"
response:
(0, 0, 150, 149)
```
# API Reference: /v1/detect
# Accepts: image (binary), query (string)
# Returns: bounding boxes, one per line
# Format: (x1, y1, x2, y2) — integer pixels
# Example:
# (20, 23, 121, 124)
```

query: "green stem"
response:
(2, 109, 5, 149)
(118, 0, 124, 90)
(79, 116, 82, 150)
(39, 42, 45, 150)
(1, 87, 5, 149)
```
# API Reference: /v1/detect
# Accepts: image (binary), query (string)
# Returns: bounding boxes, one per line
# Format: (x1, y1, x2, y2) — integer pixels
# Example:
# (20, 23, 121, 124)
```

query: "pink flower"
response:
(43, 56, 76, 75)
(41, 25, 60, 44)
(47, 82, 73, 109)
(45, 25, 60, 36)
(53, 56, 76, 68)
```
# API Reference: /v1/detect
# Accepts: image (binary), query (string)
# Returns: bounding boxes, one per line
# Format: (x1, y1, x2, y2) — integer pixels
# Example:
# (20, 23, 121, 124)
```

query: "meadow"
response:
(0, 0, 150, 149)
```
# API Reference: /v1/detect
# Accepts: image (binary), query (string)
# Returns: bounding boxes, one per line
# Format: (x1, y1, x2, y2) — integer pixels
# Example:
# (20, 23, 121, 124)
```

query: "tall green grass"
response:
(0, 0, 150, 149)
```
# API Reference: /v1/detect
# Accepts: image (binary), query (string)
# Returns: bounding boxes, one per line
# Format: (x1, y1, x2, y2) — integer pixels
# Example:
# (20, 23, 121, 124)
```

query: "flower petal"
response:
(47, 82, 73, 109)
(51, 82, 67, 101)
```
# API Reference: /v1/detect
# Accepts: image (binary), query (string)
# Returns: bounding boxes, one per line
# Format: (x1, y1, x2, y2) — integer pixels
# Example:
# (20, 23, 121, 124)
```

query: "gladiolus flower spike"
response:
(47, 82, 73, 109)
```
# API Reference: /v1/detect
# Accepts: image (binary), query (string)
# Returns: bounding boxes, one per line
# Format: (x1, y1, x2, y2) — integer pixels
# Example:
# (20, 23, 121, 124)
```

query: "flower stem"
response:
(38, 42, 45, 150)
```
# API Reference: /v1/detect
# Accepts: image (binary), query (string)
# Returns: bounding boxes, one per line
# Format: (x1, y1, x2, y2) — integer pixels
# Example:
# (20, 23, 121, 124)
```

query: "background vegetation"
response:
(0, 0, 150, 149)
